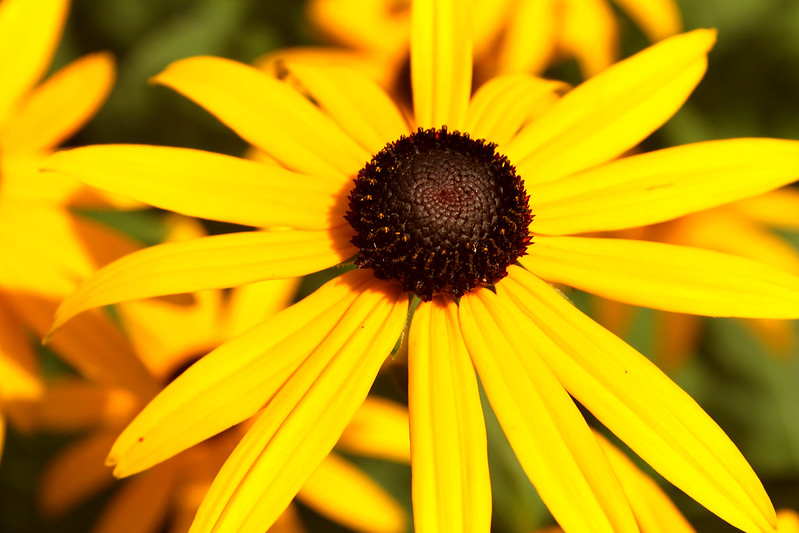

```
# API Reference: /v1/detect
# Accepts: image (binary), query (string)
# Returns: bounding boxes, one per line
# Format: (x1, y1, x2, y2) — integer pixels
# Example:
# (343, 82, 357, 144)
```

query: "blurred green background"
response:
(3, 0, 799, 531)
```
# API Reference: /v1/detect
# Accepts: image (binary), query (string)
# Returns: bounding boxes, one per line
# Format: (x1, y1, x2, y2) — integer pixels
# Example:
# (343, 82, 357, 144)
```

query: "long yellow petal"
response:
(285, 63, 409, 155)
(1, 52, 113, 152)
(39, 431, 117, 516)
(224, 278, 299, 338)
(152, 56, 368, 178)
(411, 0, 472, 129)
(526, 235, 799, 318)
(0, 0, 68, 123)
(408, 297, 490, 533)
(45, 144, 347, 229)
(593, 432, 695, 533)
(459, 288, 638, 533)
(51, 227, 356, 334)
(498, 266, 777, 532)
(611, 0, 682, 41)
(466, 75, 566, 148)
(105, 271, 387, 477)
(496, 0, 556, 76)
(505, 29, 715, 185)
(189, 278, 407, 533)
(532, 139, 799, 236)
(95, 462, 179, 533)
(298, 453, 407, 533)
(337, 396, 410, 463)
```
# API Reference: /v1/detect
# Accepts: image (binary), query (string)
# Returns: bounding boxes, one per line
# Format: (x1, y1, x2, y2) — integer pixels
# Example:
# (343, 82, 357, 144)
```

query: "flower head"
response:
(44, 1, 799, 531)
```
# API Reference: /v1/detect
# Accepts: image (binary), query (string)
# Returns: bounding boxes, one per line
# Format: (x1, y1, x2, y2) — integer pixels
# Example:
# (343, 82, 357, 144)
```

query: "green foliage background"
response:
(3, 0, 799, 531)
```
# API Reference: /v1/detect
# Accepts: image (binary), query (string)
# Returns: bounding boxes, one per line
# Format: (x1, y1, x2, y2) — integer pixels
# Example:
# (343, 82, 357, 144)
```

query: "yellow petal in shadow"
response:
(94, 462, 179, 533)
(298, 453, 407, 533)
(39, 431, 118, 516)
(189, 278, 407, 533)
(408, 297, 490, 533)
(498, 266, 777, 532)
(153, 56, 368, 178)
(526, 235, 799, 318)
(460, 288, 638, 533)
(411, 0, 472, 130)
(51, 226, 356, 335)
(506, 29, 715, 185)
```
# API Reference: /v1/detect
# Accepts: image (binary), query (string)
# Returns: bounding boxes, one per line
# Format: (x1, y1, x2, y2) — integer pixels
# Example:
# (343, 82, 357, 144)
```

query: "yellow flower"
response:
(0, 0, 156, 455)
(45, 1, 799, 531)
(35, 218, 408, 533)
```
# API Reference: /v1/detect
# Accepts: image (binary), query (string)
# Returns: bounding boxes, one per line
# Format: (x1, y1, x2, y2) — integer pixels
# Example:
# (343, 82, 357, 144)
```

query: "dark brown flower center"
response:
(345, 127, 532, 301)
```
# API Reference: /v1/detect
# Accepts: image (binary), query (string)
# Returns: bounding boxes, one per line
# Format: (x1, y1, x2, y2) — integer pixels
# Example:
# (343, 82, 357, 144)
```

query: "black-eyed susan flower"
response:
(35, 218, 408, 533)
(0, 0, 158, 448)
(44, 0, 799, 531)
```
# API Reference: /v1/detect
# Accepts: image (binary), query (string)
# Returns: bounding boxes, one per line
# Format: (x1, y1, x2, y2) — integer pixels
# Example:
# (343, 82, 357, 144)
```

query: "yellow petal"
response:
(308, 0, 410, 58)
(106, 271, 391, 477)
(0, 0, 68, 123)
(189, 278, 407, 533)
(95, 462, 179, 533)
(496, 0, 556, 75)
(7, 294, 159, 400)
(0, 153, 136, 209)
(51, 227, 356, 334)
(255, 46, 401, 95)
(285, 62, 409, 155)
(39, 431, 117, 516)
(593, 432, 695, 533)
(671, 209, 799, 276)
(1, 52, 114, 152)
(408, 297, 490, 533)
(730, 188, 799, 231)
(0, 297, 42, 401)
(498, 266, 777, 532)
(33, 378, 138, 432)
(152, 56, 368, 178)
(411, 0, 472, 129)
(337, 396, 410, 463)
(45, 144, 347, 229)
(612, 0, 682, 41)
(778, 510, 799, 533)
(559, 0, 618, 77)
(527, 235, 799, 318)
(459, 288, 638, 533)
(505, 29, 715, 185)
(531, 139, 799, 236)
(466, 75, 566, 148)
(298, 453, 407, 533)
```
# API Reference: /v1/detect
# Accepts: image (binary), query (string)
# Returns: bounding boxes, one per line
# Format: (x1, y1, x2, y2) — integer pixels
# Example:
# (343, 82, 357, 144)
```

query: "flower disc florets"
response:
(345, 127, 532, 301)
